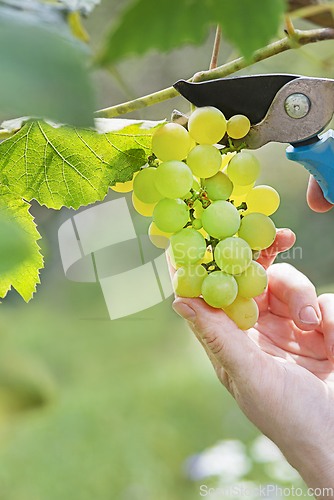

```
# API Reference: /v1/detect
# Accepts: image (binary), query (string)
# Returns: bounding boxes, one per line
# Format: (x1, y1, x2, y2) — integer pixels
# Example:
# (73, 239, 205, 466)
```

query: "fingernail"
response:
(299, 305, 319, 324)
(172, 301, 197, 324)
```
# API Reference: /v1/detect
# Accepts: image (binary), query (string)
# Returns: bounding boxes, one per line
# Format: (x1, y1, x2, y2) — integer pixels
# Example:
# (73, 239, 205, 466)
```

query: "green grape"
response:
(187, 145, 222, 178)
(153, 198, 189, 233)
(202, 201, 240, 239)
(229, 194, 246, 208)
(111, 175, 136, 193)
(252, 249, 261, 261)
(223, 296, 259, 330)
(152, 122, 192, 161)
(199, 247, 213, 264)
(155, 160, 193, 199)
(188, 106, 227, 145)
(204, 171, 233, 201)
(148, 221, 172, 249)
(192, 176, 201, 191)
(238, 213, 276, 250)
(201, 271, 238, 308)
(235, 261, 268, 298)
(192, 219, 202, 230)
(194, 199, 204, 219)
(215, 237, 252, 275)
(227, 152, 260, 186)
(226, 114, 251, 139)
(173, 264, 207, 297)
(133, 167, 164, 204)
(245, 185, 280, 216)
(231, 182, 254, 197)
(220, 152, 235, 171)
(183, 176, 201, 199)
(132, 192, 156, 217)
(168, 228, 206, 266)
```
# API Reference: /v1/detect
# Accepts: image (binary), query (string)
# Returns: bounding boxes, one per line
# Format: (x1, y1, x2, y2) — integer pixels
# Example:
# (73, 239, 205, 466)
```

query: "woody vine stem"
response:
(95, 24, 334, 119)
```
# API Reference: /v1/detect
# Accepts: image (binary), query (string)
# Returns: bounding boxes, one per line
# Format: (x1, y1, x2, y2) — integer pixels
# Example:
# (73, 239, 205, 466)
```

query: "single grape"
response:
(235, 261, 268, 298)
(155, 160, 193, 199)
(202, 271, 238, 308)
(132, 192, 156, 217)
(152, 122, 192, 161)
(192, 219, 202, 230)
(245, 185, 280, 216)
(204, 171, 233, 201)
(183, 176, 201, 199)
(215, 237, 252, 275)
(133, 167, 164, 204)
(226, 115, 251, 139)
(173, 264, 207, 297)
(192, 176, 201, 191)
(252, 249, 261, 261)
(227, 152, 260, 186)
(168, 228, 206, 266)
(153, 198, 189, 233)
(223, 296, 259, 330)
(193, 199, 204, 219)
(238, 213, 276, 250)
(229, 194, 246, 208)
(187, 144, 222, 178)
(220, 152, 235, 171)
(198, 226, 208, 239)
(202, 200, 240, 239)
(148, 221, 172, 249)
(111, 172, 139, 193)
(231, 182, 254, 197)
(188, 106, 227, 145)
(198, 247, 213, 264)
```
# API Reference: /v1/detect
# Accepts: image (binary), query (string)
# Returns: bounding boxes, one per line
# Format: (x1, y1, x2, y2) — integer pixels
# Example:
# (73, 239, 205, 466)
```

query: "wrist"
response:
(284, 439, 334, 496)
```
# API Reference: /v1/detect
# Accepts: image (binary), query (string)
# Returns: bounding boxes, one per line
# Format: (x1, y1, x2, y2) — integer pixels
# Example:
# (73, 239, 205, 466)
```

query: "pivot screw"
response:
(284, 93, 310, 119)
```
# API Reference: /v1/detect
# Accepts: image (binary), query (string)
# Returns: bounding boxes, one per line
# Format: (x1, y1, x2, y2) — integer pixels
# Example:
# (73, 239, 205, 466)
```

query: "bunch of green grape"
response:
(114, 107, 280, 331)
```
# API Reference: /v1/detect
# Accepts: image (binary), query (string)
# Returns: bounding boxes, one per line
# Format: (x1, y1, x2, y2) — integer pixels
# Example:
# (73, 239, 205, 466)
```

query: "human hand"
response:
(171, 229, 334, 493)
(307, 175, 333, 213)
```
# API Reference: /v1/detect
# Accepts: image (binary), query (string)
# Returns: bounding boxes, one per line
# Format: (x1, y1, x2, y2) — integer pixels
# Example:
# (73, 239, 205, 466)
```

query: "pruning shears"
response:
(174, 74, 334, 204)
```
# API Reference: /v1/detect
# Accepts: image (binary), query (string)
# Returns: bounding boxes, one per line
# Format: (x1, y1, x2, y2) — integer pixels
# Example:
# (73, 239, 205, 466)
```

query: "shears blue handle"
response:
(286, 129, 334, 204)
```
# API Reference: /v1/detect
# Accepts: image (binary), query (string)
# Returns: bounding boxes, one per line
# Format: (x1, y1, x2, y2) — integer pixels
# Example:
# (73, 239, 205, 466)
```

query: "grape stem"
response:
(95, 26, 334, 118)
(284, 14, 296, 38)
(206, 236, 219, 250)
(201, 260, 220, 273)
(236, 202, 247, 211)
(222, 139, 247, 154)
(189, 208, 195, 222)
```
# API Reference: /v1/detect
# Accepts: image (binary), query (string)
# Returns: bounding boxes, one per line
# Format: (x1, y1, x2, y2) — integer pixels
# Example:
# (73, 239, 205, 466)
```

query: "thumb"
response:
(172, 297, 267, 380)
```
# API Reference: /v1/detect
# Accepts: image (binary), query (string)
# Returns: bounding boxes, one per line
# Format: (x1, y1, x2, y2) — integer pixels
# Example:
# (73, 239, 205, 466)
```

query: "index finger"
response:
(256, 228, 296, 270)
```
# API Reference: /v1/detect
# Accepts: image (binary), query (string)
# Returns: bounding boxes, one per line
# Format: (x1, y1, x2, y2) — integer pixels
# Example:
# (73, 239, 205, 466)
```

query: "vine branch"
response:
(290, 2, 334, 21)
(284, 14, 296, 38)
(209, 25, 222, 70)
(95, 27, 334, 119)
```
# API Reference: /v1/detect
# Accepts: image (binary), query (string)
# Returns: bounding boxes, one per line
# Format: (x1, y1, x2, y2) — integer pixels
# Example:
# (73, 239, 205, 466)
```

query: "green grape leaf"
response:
(218, 0, 286, 61)
(97, 0, 211, 66)
(0, 187, 44, 302)
(97, 0, 285, 65)
(0, 16, 95, 127)
(0, 119, 159, 210)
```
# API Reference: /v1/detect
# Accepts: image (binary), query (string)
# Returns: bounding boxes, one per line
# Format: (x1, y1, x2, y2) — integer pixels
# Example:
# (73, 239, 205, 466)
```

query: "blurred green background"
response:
(0, 1, 334, 498)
